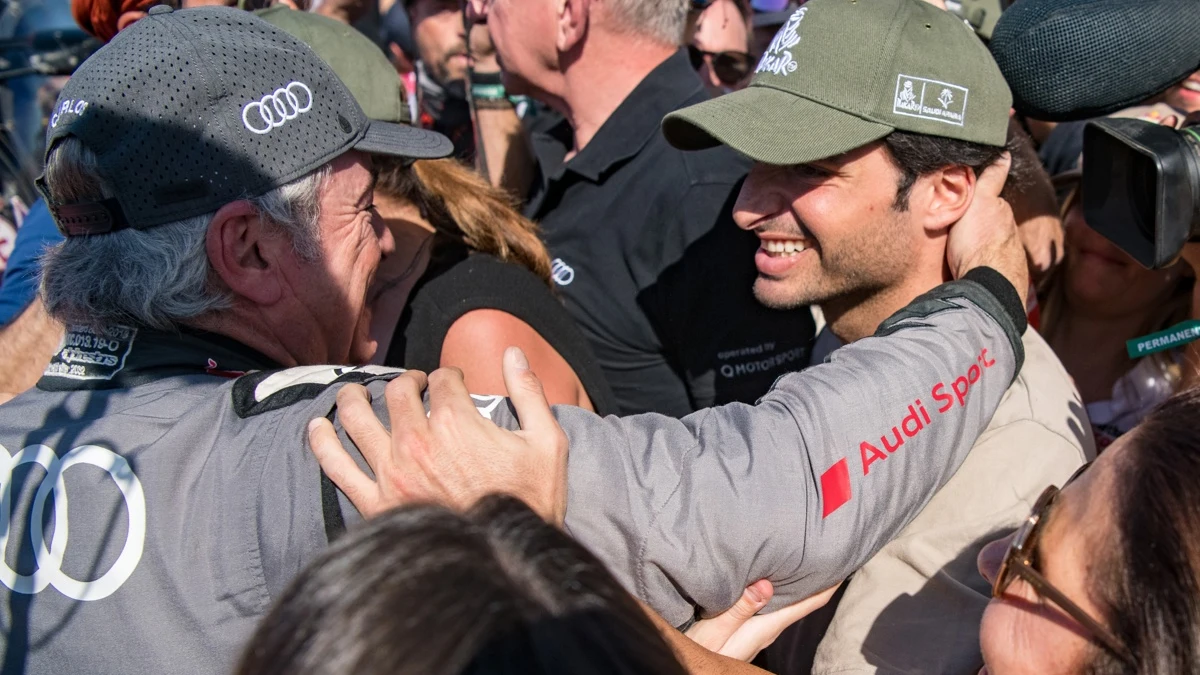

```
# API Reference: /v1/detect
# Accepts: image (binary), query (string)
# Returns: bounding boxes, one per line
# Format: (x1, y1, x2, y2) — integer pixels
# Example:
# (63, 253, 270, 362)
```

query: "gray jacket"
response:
(0, 270, 1024, 674)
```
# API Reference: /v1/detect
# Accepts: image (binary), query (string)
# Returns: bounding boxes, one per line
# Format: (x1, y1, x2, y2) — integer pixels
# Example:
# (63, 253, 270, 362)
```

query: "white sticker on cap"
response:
(755, 8, 807, 77)
(892, 75, 969, 126)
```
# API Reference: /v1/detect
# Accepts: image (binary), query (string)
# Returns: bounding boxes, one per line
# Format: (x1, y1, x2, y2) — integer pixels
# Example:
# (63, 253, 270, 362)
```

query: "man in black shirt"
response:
(474, 0, 814, 416)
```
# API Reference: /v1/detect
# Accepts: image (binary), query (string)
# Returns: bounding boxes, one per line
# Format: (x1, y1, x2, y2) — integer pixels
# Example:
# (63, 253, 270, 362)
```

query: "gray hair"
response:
(603, 0, 689, 46)
(40, 137, 332, 330)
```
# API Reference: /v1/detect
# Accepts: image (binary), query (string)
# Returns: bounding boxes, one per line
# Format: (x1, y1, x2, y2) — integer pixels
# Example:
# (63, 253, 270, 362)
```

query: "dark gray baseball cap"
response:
(40, 5, 451, 237)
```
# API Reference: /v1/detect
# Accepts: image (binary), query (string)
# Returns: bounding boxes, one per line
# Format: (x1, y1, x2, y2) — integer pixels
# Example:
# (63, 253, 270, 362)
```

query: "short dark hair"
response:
(882, 128, 1025, 211)
(235, 495, 687, 675)
(1086, 387, 1200, 675)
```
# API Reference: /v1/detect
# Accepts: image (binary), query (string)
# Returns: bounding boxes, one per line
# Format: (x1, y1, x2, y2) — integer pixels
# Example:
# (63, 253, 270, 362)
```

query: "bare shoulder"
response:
(441, 309, 590, 409)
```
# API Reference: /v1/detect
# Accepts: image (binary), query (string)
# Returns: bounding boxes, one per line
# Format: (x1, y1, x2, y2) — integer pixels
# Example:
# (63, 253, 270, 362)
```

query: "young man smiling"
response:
(663, 0, 1094, 671)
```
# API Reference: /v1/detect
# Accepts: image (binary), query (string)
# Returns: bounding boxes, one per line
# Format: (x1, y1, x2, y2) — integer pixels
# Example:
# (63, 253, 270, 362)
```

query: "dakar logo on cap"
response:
(892, 75, 969, 127)
(49, 98, 89, 129)
(755, 7, 807, 77)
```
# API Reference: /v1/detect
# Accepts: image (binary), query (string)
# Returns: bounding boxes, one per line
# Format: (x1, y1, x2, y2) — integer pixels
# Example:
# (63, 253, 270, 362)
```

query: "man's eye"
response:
(789, 164, 832, 180)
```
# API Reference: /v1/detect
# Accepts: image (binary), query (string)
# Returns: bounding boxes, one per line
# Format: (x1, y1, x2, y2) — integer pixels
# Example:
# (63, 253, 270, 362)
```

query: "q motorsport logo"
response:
(756, 7, 808, 76)
(892, 74, 969, 127)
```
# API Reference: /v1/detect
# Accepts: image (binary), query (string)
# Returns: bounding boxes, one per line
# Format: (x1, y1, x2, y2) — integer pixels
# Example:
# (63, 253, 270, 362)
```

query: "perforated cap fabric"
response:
(990, 0, 1200, 122)
(663, 0, 1011, 166)
(42, 5, 451, 236)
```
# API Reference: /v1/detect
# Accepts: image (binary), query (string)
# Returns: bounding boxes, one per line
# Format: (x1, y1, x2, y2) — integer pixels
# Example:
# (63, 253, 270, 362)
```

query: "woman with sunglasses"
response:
(976, 386, 1200, 674)
(689, 0, 756, 97)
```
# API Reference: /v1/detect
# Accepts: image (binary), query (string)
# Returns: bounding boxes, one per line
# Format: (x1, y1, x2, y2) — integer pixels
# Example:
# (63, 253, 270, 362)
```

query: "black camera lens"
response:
(1082, 118, 1200, 269)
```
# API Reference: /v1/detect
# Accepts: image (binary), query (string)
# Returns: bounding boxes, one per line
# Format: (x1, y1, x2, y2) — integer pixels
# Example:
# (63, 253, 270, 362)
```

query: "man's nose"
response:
(977, 533, 1016, 588)
(733, 163, 783, 231)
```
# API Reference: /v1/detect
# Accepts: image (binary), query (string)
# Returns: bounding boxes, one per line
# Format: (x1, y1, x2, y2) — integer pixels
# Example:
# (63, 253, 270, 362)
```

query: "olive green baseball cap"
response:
(663, 0, 1012, 165)
(255, 5, 414, 125)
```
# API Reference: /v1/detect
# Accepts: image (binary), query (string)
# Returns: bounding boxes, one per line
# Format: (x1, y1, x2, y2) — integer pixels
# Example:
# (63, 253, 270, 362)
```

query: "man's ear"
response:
(556, 0, 589, 53)
(206, 201, 285, 306)
(909, 164, 975, 234)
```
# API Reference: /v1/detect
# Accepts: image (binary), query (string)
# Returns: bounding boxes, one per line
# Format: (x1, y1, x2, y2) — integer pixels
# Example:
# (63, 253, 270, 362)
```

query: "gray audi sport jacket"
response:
(0, 269, 1024, 674)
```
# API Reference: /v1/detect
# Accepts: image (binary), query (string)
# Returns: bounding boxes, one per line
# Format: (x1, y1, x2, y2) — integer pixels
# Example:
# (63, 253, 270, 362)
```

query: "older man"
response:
(0, 7, 453, 674)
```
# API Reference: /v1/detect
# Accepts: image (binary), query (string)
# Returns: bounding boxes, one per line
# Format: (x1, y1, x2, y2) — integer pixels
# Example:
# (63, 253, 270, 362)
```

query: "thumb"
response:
(501, 346, 557, 433)
(685, 580, 774, 649)
(976, 151, 1012, 199)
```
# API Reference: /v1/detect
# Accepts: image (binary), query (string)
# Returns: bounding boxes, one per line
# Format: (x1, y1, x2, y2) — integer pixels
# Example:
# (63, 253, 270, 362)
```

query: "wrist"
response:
(469, 71, 516, 109)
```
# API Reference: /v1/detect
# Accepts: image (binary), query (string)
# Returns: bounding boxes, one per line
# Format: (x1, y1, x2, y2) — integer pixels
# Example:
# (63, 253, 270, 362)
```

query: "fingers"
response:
(427, 366, 481, 419)
(502, 347, 558, 433)
(717, 582, 842, 662)
(685, 580, 774, 651)
(335, 384, 392, 469)
(383, 370, 429, 438)
(976, 151, 1012, 198)
(307, 417, 380, 516)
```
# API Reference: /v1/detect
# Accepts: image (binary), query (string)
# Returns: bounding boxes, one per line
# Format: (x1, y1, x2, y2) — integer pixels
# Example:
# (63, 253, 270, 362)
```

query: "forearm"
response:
(552, 270, 1027, 625)
(474, 104, 534, 197)
(0, 298, 63, 400)
(642, 602, 772, 675)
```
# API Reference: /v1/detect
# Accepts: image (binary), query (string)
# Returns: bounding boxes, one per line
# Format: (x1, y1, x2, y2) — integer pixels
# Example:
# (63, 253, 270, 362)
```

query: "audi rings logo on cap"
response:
(241, 81, 314, 135)
(0, 443, 146, 601)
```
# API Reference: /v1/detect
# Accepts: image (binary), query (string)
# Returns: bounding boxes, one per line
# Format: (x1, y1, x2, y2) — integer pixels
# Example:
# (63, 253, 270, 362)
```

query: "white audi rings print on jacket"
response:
(0, 443, 146, 601)
(241, 81, 313, 135)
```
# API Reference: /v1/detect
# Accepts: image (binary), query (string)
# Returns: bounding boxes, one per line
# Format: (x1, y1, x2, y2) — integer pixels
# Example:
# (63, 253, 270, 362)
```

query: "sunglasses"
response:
(993, 463, 1137, 668)
(687, 45, 756, 87)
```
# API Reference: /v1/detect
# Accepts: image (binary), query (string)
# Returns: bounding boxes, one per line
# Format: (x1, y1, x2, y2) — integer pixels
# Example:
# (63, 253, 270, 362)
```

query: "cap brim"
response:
(662, 86, 894, 166)
(354, 120, 454, 159)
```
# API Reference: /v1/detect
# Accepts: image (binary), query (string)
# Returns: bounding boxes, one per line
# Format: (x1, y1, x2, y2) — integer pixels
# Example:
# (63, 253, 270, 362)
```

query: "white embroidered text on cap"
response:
(756, 8, 807, 77)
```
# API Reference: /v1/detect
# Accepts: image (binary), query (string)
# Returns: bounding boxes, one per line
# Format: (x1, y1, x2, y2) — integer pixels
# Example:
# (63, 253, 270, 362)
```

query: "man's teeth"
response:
(762, 240, 808, 257)
(1183, 80, 1200, 93)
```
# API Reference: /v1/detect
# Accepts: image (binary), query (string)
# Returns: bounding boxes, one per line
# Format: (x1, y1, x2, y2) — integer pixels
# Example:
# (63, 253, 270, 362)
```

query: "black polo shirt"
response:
(524, 50, 815, 417)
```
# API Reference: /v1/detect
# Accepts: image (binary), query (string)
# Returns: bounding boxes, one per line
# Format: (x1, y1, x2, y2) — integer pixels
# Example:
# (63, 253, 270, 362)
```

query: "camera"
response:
(1081, 119, 1200, 269)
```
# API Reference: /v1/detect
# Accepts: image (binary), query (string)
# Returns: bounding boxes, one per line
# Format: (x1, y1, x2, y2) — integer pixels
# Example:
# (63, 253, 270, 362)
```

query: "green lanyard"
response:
(1126, 320, 1200, 359)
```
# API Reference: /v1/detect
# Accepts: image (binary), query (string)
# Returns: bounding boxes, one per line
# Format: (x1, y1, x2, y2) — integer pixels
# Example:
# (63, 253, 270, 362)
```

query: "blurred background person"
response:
(405, 0, 533, 192)
(369, 154, 616, 412)
(689, 0, 754, 97)
(977, 387, 1200, 674)
(1038, 106, 1197, 449)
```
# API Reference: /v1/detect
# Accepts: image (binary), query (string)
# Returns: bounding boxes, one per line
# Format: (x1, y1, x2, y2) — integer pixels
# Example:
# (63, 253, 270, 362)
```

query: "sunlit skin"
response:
(731, 142, 967, 342)
(976, 435, 1128, 674)
(476, 0, 560, 100)
(285, 151, 394, 365)
(1161, 70, 1200, 113)
(1059, 203, 1183, 317)
(410, 0, 470, 85)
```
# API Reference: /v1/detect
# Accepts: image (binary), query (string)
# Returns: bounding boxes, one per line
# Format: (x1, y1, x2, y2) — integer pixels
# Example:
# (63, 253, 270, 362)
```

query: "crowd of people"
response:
(0, 0, 1197, 673)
